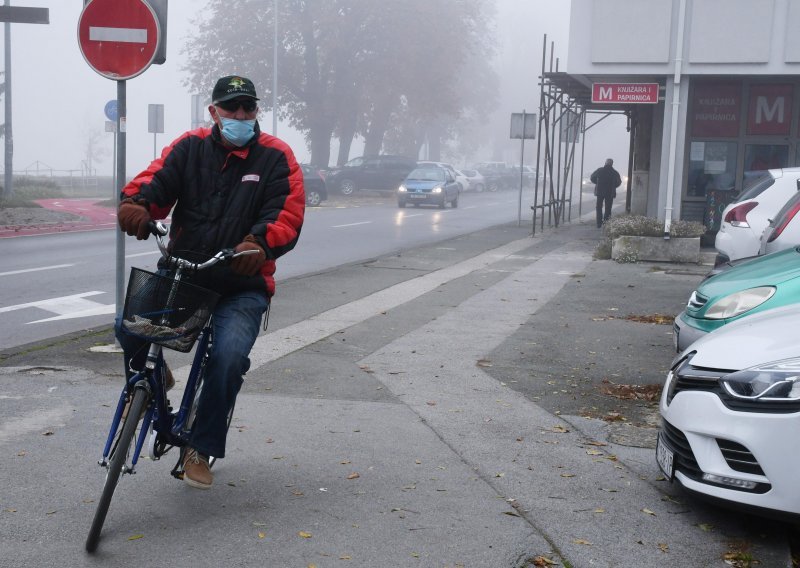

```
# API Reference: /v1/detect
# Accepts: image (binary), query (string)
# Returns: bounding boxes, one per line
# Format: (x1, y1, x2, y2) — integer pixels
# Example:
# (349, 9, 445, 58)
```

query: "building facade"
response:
(567, 0, 800, 234)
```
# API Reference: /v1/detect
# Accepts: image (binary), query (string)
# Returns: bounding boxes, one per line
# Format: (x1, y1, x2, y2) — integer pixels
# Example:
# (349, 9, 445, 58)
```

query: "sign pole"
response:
(518, 110, 527, 226)
(115, 80, 126, 325)
(0, 1, 48, 199)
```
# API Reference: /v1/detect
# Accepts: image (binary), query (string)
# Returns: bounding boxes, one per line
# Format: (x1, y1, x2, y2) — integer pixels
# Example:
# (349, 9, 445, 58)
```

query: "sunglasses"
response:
(216, 99, 257, 113)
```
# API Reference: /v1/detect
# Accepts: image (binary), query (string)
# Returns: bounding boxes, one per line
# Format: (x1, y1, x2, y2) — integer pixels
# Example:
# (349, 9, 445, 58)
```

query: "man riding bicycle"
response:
(116, 75, 305, 489)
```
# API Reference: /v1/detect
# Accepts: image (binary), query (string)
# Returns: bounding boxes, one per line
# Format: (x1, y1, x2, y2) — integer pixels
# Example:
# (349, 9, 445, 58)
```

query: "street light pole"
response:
(272, 0, 277, 135)
(4, 0, 12, 198)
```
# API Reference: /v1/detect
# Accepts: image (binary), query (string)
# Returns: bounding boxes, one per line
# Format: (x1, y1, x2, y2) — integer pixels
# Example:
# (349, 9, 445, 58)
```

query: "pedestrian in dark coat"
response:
(590, 158, 622, 228)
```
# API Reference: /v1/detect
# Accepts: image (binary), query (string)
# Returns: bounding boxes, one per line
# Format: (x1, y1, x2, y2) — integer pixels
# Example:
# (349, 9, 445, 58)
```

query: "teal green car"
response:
(673, 246, 800, 352)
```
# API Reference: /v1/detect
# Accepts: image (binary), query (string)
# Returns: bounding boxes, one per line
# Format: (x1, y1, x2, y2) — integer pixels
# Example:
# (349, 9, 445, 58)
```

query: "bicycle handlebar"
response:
(147, 221, 260, 272)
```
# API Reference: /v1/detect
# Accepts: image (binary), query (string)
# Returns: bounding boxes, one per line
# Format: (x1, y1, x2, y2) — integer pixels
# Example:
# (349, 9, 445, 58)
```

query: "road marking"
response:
(332, 221, 372, 228)
(0, 264, 74, 277)
(126, 251, 160, 258)
(0, 291, 116, 323)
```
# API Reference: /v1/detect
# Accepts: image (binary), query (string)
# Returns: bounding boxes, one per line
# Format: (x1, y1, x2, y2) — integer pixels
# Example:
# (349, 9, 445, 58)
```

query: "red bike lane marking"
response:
(0, 198, 118, 238)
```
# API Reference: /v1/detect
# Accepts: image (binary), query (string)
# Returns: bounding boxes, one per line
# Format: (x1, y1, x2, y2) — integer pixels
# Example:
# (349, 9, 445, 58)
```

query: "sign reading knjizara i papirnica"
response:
(591, 83, 660, 104)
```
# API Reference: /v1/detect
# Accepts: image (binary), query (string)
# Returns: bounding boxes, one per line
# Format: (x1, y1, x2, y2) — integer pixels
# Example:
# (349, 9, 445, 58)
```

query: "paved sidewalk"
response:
(0, 214, 792, 567)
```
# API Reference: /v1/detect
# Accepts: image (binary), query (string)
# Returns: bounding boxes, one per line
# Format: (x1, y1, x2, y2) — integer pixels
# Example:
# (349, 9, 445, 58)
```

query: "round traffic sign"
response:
(104, 100, 118, 121)
(78, 0, 160, 80)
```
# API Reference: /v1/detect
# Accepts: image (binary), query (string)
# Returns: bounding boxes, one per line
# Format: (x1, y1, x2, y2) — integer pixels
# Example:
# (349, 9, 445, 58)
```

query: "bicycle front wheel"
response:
(85, 387, 149, 553)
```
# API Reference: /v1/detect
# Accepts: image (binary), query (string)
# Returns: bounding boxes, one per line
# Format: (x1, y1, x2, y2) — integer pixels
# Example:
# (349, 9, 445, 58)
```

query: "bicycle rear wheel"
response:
(85, 387, 149, 552)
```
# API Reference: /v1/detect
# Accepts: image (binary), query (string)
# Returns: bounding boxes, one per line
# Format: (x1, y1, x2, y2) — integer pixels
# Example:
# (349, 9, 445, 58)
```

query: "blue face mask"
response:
(219, 117, 256, 147)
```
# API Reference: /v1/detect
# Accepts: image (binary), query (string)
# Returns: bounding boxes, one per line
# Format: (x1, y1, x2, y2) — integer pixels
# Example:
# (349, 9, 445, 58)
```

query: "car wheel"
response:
(438, 199, 446, 209)
(488, 181, 499, 192)
(398, 199, 406, 208)
(339, 179, 356, 195)
(451, 193, 459, 208)
(306, 190, 322, 206)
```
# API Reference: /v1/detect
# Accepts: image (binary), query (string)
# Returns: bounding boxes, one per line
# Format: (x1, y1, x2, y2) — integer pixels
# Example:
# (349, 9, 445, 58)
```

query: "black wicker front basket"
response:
(121, 268, 220, 352)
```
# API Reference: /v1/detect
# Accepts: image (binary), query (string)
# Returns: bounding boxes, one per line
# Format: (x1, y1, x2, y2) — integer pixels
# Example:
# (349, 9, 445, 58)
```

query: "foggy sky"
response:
(6, 1, 628, 178)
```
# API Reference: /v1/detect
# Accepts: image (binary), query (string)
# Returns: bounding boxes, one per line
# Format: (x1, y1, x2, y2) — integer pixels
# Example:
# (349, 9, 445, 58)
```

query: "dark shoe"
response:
(183, 447, 213, 489)
(122, 364, 175, 420)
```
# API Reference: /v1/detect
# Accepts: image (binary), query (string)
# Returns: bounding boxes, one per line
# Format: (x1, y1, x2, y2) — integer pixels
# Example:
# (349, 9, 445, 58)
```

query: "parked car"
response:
(397, 166, 460, 209)
(713, 167, 800, 265)
(510, 165, 537, 187)
(454, 169, 472, 192)
(459, 169, 485, 192)
(673, 246, 800, 352)
(473, 161, 515, 191)
(300, 164, 328, 206)
(758, 186, 800, 256)
(659, 303, 800, 518)
(325, 155, 417, 195)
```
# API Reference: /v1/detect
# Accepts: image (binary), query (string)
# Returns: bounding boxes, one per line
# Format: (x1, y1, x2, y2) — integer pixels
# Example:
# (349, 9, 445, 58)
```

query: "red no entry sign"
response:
(78, 0, 160, 80)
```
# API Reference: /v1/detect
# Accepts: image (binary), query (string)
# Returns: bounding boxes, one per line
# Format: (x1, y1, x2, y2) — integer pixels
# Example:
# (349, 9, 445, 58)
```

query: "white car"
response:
(714, 167, 800, 265)
(459, 169, 485, 192)
(658, 303, 800, 518)
(759, 187, 800, 256)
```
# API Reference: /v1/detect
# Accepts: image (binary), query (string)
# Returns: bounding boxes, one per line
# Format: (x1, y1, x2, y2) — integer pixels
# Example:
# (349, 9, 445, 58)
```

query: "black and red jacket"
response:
(122, 122, 305, 297)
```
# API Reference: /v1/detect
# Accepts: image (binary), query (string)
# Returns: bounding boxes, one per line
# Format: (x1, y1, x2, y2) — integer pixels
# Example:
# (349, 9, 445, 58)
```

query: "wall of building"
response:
(567, 0, 800, 227)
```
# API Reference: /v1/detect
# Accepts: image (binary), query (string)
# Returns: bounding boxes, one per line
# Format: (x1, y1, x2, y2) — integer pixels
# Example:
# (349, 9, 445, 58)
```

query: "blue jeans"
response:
(116, 290, 268, 459)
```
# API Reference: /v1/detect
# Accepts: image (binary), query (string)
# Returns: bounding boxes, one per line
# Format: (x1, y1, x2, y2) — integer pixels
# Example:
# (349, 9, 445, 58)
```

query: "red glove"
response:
(118, 199, 152, 240)
(230, 235, 266, 276)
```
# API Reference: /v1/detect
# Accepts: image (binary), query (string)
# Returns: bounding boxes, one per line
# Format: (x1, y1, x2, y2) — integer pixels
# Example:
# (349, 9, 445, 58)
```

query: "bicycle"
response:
(85, 221, 259, 553)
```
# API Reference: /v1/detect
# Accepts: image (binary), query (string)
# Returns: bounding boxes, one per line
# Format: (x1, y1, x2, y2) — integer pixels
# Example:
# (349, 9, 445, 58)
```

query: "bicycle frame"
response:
(99, 323, 212, 475)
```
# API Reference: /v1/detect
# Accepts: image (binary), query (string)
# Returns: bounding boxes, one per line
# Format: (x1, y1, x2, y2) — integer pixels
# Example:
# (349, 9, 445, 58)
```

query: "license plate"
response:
(408, 193, 427, 199)
(656, 433, 674, 480)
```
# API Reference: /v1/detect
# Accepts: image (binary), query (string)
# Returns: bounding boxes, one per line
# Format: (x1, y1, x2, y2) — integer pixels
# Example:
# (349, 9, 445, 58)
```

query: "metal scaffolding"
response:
(532, 36, 632, 235)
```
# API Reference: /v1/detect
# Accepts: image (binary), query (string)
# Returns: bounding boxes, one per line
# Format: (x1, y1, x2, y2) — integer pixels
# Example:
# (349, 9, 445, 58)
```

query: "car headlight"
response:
(432, 185, 443, 193)
(704, 286, 775, 319)
(721, 357, 800, 400)
(398, 185, 407, 192)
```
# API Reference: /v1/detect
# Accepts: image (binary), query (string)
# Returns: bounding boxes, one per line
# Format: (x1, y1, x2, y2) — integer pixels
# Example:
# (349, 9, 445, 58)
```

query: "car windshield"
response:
(343, 157, 365, 167)
(407, 168, 445, 181)
(736, 171, 776, 201)
(462, 169, 477, 176)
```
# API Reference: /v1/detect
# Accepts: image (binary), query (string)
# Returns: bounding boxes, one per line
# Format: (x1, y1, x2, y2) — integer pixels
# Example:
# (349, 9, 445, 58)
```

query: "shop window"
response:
(744, 144, 788, 178)
(687, 141, 738, 197)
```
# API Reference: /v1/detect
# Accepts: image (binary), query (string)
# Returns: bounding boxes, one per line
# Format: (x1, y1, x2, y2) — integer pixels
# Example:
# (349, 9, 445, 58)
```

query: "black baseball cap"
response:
(212, 76, 259, 103)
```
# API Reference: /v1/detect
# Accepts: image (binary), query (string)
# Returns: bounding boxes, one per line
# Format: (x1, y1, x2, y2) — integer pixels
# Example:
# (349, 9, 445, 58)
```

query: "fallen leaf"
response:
(594, 508, 605, 513)
(658, 543, 669, 553)
(258, 532, 266, 539)
(531, 556, 557, 566)
(573, 538, 592, 545)
(128, 534, 144, 541)
(697, 523, 714, 532)
(476, 359, 492, 367)
(42, 431, 54, 436)
(495, 472, 505, 478)
(561, 473, 575, 478)
(550, 425, 569, 433)
(503, 511, 521, 517)
(298, 531, 312, 538)
(4, 508, 16, 513)
(586, 449, 603, 456)
(340, 460, 351, 465)
(426, 401, 437, 406)
(642, 508, 656, 516)
(347, 472, 360, 480)
(340, 555, 352, 560)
